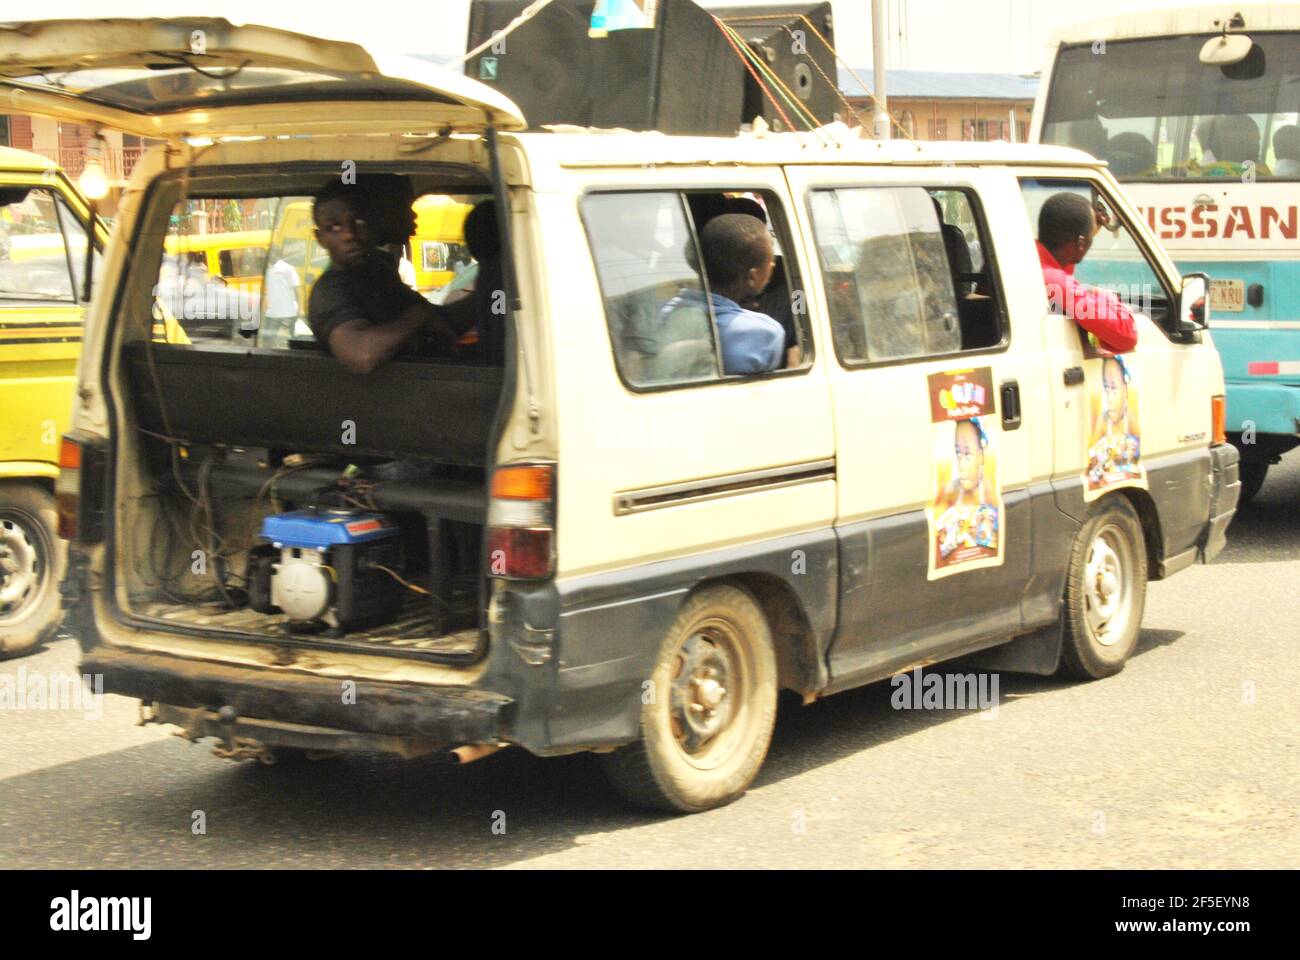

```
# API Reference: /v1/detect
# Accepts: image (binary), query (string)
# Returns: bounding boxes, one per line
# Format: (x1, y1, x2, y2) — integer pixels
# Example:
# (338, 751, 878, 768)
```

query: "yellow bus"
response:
(1, 146, 186, 655)
(163, 228, 271, 294)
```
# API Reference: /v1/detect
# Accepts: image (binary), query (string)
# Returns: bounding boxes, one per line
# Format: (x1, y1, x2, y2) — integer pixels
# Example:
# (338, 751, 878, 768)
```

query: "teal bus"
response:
(1032, 3, 1299, 500)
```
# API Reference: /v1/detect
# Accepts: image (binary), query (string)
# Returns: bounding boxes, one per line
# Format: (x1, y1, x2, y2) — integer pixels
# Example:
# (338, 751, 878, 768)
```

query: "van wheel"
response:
(1059, 497, 1147, 680)
(600, 584, 778, 813)
(1238, 461, 1268, 504)
(0, 483, 66, 658)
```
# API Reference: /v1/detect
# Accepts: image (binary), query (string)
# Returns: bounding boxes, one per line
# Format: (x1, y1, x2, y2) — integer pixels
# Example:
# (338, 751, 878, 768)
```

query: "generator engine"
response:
(248, 508, 405, 631)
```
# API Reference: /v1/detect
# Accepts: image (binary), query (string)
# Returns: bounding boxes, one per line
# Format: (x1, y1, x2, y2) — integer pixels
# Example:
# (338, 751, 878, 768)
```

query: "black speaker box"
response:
(465, 0, 746, 135)
(707, 3, 841, 131)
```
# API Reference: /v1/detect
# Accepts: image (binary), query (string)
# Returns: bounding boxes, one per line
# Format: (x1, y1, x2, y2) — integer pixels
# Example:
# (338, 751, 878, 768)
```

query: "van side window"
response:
(54, 198, 100, 302)
(1019, 178, 1172, 330)
(583, 189, 809, 389)
(584, 192, 717, 386)
(809, 186, 1006, 364)
(0, 187, 77, 303)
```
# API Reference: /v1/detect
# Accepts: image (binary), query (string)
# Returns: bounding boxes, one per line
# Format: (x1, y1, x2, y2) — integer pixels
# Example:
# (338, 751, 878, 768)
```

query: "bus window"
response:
(1039, 31, 1300, 180)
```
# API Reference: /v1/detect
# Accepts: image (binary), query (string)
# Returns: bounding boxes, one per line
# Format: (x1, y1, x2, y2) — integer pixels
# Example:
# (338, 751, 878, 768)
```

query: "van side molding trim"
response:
(614, 459, 836, 515)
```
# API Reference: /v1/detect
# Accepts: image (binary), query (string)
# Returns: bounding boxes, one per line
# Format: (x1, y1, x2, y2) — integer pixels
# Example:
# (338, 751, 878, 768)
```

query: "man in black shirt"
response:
(307, 179, 461, 374)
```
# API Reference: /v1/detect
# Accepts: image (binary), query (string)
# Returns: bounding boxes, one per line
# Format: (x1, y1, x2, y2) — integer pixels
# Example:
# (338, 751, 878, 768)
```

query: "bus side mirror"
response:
(1179, 274, 1210, 332)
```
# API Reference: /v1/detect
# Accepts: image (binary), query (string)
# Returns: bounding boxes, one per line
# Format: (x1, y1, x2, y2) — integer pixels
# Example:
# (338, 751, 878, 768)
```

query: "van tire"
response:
(0, 482, 66, 658)
(1059, 497, 1147, 681)
(600, 584, 778, 813)
(1237, 461, 1268, 504)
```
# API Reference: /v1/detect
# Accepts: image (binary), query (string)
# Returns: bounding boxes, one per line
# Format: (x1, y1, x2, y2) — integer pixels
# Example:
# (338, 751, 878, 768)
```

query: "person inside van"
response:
(721, 196, 801, 368)
(359, 174, 421, 288)
(661, 212, 785, 375)
(1036, 191, 1137, 355)
(458, 199, 506, 363)
(307, 179, 461, 374)
(1273, 125, 1300, 178)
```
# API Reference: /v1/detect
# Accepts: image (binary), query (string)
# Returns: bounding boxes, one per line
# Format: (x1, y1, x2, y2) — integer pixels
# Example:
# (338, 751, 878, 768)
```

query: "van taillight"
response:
(1211, 395, 1226, 446)
(56, 431, 107, 543)
(487, 464, 555, 580)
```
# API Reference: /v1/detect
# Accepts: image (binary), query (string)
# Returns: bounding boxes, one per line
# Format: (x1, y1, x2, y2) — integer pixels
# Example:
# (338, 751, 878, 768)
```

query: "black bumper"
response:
(1201, 442, 1240, 563)
(81, 644, 511, 747)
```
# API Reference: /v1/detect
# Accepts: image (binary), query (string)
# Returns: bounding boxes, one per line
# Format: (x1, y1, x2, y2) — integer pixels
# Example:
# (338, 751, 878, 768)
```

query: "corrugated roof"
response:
(838, 69, 1039, 101)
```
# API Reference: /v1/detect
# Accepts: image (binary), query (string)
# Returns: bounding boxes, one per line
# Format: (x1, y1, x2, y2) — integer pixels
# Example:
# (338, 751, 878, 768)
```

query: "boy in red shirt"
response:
(1036, 192, 1138, 355)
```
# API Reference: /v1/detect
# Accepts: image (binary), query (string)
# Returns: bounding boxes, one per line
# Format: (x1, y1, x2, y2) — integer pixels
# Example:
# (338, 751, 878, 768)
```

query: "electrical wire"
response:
(717, 20, 822, 132)
(712, 16, 797, 133)
(375, 564, 458, 619)
(719, 12, 924, 151)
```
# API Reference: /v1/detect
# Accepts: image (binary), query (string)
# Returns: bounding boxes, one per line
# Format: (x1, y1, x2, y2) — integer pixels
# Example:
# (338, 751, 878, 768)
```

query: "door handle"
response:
(1000, 379, 1021, 430)
(1063, 365, 1085, 386)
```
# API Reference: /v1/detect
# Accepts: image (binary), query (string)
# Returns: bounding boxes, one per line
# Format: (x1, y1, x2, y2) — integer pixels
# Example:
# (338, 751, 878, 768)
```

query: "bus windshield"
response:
(1040, 32, 1300, 181)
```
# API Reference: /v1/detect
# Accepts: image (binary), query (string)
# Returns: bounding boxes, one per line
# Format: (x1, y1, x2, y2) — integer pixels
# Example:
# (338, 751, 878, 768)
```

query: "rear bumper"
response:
(1200, 443, 1240, 564)
(62, 554, 512, 750)
(1224, 379, 1300, 442)
(82, 643, 512, 747)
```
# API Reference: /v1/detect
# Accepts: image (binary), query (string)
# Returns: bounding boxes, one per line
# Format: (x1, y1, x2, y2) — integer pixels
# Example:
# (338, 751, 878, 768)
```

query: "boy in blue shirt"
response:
(660, 212, 785, 374)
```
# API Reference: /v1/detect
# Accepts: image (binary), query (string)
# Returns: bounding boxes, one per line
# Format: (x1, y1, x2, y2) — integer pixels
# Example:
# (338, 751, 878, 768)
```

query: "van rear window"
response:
(150, 191, 484, 349)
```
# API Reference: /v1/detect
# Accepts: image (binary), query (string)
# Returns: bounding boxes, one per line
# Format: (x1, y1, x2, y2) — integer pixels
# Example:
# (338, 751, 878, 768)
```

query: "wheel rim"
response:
(1083, 522, 1135, 646)
(665, 618, 755, 770)
(0, 510, 50, 625)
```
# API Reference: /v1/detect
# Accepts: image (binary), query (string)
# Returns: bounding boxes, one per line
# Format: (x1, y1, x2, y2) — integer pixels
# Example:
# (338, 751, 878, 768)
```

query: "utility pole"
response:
(872, 0, 889, 139)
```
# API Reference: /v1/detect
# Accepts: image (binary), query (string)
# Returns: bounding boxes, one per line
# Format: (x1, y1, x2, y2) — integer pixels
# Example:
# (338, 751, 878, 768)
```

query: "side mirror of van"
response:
(1178, 274, 1210, 333)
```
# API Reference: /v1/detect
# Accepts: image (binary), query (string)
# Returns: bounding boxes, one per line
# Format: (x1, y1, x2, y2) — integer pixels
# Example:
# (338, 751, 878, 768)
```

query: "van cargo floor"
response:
(133, 593, 478, 656)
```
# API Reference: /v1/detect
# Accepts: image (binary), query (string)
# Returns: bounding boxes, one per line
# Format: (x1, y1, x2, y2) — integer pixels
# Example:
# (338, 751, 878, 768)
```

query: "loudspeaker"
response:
(465, 0, 745, 135)
(707, 3, 841, 131)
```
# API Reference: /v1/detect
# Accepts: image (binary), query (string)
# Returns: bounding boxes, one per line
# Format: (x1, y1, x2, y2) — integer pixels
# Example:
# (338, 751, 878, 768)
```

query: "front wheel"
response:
(0, 483, 66, 658)
(601, 584, 778, 813)
(1058, 497, 1148, 680)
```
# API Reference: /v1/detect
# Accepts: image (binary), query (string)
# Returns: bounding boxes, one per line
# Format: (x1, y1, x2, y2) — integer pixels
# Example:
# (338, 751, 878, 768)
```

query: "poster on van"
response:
(1082, 352, 1146, 500)
(926, 367, 1004, 580)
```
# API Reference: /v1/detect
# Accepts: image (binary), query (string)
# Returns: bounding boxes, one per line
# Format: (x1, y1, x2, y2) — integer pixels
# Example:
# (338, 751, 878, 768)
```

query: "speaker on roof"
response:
(465, 0, 746, 135)
(707, 3, 842, 131)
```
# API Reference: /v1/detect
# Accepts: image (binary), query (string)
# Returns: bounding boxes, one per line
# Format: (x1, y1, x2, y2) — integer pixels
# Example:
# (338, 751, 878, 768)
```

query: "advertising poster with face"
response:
(926, 367, 1004, 580)
(1083, 353, 1146, 500)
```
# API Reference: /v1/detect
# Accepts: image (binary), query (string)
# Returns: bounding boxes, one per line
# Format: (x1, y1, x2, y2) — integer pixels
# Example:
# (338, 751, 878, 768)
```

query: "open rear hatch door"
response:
(0, 18, 525, 139)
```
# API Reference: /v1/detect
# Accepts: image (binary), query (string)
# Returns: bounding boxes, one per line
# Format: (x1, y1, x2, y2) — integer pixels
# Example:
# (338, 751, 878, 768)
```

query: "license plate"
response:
(1210, 278, 1245, 312)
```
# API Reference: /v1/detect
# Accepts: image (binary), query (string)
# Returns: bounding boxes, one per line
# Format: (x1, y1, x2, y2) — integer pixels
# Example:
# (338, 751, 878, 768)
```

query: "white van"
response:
(7, 19, 1239, 812)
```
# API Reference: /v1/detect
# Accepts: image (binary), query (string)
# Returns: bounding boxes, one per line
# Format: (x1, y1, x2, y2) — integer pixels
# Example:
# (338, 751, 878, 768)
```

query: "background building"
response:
(838, 69, 1039, 141)
(0, 114, 160, 184)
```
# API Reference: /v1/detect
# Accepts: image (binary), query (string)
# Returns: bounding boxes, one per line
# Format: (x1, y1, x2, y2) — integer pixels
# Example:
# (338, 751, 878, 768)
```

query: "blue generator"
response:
(248, 508, 405, 631)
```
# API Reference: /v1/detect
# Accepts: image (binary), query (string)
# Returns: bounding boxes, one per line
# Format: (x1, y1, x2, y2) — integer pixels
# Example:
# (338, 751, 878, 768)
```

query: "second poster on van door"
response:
(926, 367, 1005, 580)
(1081, 343, 1147, 501)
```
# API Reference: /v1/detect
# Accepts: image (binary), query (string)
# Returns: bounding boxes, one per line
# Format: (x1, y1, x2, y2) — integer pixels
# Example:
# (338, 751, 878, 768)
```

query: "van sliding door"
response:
(787, 166, 1048, 689)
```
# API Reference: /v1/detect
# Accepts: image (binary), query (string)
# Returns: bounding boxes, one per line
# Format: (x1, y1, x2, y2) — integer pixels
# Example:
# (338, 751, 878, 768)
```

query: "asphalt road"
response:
(2, 458, 1297, 869)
